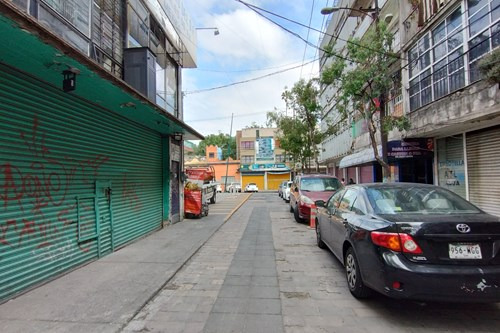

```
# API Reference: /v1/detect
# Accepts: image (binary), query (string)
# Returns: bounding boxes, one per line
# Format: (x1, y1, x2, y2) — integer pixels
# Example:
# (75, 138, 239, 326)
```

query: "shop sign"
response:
(240, 163, 289, 171)
(387, 139, 433, 159)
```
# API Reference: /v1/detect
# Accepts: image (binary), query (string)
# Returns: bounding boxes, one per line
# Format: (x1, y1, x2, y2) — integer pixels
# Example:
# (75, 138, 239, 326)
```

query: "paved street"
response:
(125, 192, 500, 333)
(1, 192, 499, 332)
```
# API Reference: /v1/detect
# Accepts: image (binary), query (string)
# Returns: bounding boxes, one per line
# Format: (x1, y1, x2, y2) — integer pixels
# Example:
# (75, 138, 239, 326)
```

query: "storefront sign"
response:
(387, 139, 433, 159)
(240, 163, 289, 171)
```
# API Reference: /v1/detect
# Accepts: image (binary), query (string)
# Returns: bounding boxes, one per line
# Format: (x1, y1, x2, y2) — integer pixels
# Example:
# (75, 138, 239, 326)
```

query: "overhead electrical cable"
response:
(184, 58, 317, 95)
(299, 0, 316, 78)
(235, 0, 404, 61)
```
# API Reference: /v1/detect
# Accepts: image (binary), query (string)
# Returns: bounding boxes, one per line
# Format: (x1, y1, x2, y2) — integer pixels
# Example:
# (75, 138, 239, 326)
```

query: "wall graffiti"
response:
(0, 116, 111, 261)
(122, 174, 143, 212)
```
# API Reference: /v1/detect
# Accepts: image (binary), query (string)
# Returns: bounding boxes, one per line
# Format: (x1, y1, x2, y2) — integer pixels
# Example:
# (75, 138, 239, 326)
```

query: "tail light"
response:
(370, 232, 423, 254)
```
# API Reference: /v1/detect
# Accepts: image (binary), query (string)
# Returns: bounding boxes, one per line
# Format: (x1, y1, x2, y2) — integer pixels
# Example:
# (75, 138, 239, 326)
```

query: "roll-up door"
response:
(267, 172, 291, 190)
(347, 167, 356, 183)
(359, 165, 373, 184)
(241, 174, 265, 190)
(0, 64, 163, 300)
(466, 126, 500, 217)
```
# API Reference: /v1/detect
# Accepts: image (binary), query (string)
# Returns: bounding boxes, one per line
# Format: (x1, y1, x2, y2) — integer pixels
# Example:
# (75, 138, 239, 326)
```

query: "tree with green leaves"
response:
(195, 133, 236, 160)
(320, 21, 409, 180)
(267, 79, 328, 173)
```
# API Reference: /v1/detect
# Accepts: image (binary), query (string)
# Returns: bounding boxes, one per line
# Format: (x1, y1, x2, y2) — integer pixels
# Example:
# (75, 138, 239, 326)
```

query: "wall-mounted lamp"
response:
(196, 27, 220, 36)
(173, 132, 183, 141)
(62, 68, 80, 92)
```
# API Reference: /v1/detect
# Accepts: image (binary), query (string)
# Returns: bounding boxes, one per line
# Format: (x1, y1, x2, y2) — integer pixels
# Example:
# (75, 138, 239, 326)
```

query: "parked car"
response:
(282, 181, 293, 203)
(244, 183, 259, 192)
(289, 174, 342, 223)
(227, 182, 241, 193)
(216, 183, 222, 193)
(314, 183, 500, 302)
(278, 180, 288, 198)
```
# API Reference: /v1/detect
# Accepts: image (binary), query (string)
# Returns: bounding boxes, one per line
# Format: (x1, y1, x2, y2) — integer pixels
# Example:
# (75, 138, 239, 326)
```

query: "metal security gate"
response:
(0, 64, 163, 300)
(267, 172, 290, 190)
(359, 165, 373, 184)
(466, 126, 500, 217)
(241, 174, 265, 190)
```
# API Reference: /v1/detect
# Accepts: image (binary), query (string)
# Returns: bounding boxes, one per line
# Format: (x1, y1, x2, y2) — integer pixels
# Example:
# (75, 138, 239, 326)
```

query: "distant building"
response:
(186, 145, 240, 191)
(236, 128, 292, 190)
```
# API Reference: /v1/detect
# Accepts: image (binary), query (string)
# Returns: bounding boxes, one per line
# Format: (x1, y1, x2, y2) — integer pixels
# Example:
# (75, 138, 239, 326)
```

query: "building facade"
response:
(319, 0, 499, 216)
(236, 128, 291, 190)
(185, 145, 241, 192)
(0, 0, 202, 301)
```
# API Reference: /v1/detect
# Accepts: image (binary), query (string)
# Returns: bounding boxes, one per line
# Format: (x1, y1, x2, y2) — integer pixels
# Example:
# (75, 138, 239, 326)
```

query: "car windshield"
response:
(300, 177, 341, 192)
(366, 186, 481, 215)
(248, 183, 256, 186)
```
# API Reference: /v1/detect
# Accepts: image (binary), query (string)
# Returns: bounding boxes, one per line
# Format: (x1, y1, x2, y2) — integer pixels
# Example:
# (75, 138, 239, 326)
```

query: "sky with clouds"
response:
(182, 0, 333, 138)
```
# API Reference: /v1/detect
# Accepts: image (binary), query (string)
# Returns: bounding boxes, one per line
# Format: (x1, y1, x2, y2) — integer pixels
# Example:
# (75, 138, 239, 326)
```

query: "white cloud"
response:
(181, 0, 322, 136)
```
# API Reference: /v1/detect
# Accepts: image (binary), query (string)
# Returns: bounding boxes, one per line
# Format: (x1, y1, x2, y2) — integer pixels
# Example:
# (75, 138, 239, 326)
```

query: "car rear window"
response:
(300, 177, 341, 192)
(366, 186, 481, 215)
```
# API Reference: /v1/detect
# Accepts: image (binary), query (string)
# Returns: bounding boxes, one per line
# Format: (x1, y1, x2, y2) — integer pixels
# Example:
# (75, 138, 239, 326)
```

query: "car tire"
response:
(316, 223, 326, 249)
(293, 205, 302, 223)
(210, 192, 216, 204)
(289, 203, 294, 213)
(345, 247, 371, 299)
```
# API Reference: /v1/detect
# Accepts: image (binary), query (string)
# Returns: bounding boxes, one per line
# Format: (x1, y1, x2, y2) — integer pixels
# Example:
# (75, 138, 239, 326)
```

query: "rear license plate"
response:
(449, 243, 482, 259)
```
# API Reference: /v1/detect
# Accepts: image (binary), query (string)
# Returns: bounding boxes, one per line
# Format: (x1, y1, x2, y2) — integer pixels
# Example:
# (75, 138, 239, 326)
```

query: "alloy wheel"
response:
(346, 253, 357, 289)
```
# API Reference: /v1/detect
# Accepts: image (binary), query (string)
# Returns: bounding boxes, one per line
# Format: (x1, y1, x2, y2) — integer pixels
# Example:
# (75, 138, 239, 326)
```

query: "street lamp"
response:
(320, 6, 377, 18)
(195, 27, 220, 36)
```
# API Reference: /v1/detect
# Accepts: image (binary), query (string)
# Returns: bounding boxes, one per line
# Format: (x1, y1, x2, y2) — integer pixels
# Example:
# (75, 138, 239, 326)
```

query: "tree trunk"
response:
(366, 110, 390, 181)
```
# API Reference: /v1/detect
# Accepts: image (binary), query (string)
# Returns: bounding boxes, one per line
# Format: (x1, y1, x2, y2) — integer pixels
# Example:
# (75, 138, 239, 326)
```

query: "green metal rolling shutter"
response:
(0, 64, 163, 300)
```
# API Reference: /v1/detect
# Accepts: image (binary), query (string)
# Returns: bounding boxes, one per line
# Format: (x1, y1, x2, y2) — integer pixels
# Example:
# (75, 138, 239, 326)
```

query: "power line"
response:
(184, 59, 317, 95)
(184, 109, 281, 122)
(300, 0, 316, 79)
(235, 0, 404, 62)
(191, 57, 317, 73)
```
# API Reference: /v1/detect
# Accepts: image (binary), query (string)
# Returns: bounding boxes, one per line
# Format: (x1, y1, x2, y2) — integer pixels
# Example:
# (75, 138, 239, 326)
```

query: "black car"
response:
(314, 183, 500, 302)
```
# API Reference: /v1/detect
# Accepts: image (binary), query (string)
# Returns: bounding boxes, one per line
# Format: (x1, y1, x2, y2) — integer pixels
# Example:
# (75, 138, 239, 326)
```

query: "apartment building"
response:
(0, 0, 203, 300)
(236, 128, 291, 190)
(319, 0, 499, 216)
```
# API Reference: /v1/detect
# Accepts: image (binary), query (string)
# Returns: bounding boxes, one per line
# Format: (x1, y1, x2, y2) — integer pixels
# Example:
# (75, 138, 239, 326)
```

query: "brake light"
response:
(371, 232, 423, 254)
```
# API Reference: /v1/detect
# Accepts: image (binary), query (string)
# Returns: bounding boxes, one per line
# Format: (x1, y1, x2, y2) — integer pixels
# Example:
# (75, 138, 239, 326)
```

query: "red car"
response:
(289, 174, 343, 223)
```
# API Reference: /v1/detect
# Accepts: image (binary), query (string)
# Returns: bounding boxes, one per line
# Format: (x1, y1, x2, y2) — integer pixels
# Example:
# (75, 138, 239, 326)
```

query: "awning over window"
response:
(339, 145, 382, 168)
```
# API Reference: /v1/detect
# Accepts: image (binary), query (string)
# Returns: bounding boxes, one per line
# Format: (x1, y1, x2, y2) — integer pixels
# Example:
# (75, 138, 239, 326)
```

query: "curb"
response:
(224, 193, 252, 223)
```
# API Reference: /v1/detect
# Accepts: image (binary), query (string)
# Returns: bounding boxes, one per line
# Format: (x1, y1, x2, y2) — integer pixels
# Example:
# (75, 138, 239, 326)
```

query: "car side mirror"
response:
(315, 200, 325, 207)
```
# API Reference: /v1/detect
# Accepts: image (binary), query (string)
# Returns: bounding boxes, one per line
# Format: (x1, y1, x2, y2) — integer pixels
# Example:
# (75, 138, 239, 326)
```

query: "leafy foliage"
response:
(479, 47, 500, 84)
(195, 133, 236, 160)
(321, 21, 409, 177)
(267, 79, 326, 172)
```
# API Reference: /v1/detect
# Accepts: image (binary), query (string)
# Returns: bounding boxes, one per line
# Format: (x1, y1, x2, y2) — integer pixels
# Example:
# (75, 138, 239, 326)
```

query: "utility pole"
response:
(224, 113, 234, 192)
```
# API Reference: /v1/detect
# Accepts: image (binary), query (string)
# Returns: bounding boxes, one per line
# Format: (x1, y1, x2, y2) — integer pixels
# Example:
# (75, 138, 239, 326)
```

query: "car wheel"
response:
(293, 205, 302, 223)
(289, 203, 294, 213)
(345, 247, 371, 299)
(316, 223, 326, 249)
(210, 192, 216, 204)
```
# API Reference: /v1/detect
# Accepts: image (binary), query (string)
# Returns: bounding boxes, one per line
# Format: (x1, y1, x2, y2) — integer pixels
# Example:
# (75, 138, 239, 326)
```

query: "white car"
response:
(283, 181, 293, 202)
(227, 182, 241, 193)
(216, 184, 222, 193)
(244, 183, 259, 192)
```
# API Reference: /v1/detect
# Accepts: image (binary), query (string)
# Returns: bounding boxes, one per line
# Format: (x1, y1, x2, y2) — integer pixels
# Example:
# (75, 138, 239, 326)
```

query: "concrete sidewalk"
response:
(0, 194, 250, 333)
